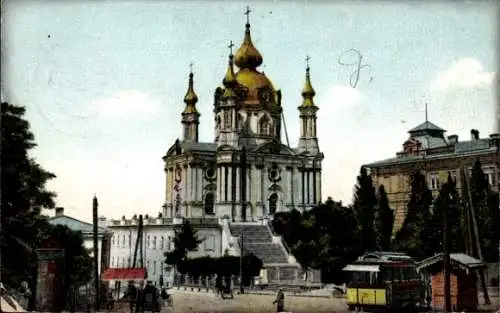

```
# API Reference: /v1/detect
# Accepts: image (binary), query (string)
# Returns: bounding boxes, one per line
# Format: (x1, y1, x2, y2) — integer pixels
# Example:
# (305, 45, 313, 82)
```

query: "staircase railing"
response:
(266, 221, 293, 255)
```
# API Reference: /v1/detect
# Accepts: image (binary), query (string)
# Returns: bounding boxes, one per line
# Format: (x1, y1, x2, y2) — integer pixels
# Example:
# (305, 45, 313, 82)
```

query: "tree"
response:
(0, 102, 57, 287)
(393, 171, 434, 260)
(469, 159, 500, 262)
(352, 167, 377, 253)
(428, 174, 464, 254)
(374, 185, 394, 251)
(165, 220, 203, 268)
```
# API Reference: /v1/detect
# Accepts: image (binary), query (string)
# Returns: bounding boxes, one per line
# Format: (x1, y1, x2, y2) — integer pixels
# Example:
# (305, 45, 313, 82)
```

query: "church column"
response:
(299, 169, 304, 207)
(246, 165, 252, 220)
(227, 166, 232, 202)
(308, 170, 313, 205)
(217, 167, 222, 203)
(183, 165, 188, 203)
(260, 166, 265, 215)
(235, 167, 241, 202)
(291, 167, 297, 208)
(198, 168, 203, 202)
(316, 168, 322, 203)
(286, 167, 292, 206)
(187, 165, 192, 203)
(222, 166, 227, 202)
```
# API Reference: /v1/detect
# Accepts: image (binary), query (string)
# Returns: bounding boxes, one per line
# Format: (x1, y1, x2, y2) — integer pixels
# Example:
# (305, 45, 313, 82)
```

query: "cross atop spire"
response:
(306, 55, 311, 70)
(425, 102, 429, 122)
(228, 40, 234, 55)
(245, 6, 252, 25)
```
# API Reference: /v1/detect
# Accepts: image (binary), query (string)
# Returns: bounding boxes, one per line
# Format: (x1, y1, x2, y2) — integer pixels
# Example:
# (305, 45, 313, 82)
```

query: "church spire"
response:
(182, 63, 200, 143)
(301, 55, 316, 108)
(183, 63, 199, 113)
(234, 6, 263, 70)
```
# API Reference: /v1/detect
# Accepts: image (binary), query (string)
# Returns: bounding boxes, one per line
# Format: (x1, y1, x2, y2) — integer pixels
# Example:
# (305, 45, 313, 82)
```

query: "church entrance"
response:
(268, 193, 278, 215)
(204, 193, 214, 215)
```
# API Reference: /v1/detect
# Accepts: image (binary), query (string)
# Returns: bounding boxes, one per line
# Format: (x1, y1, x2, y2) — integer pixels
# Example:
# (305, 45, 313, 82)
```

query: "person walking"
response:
(125, 280, 138, 313)
(273, 288, 285, 313)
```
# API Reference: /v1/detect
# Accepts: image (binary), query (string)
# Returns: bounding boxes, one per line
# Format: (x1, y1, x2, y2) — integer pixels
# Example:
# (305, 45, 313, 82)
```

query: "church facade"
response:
(162, 16, 324, 221)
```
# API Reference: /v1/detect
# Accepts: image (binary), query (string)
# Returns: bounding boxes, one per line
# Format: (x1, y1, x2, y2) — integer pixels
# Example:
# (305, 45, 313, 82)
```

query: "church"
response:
(107, 8, 324, 286)
(162, 11, 324, 221)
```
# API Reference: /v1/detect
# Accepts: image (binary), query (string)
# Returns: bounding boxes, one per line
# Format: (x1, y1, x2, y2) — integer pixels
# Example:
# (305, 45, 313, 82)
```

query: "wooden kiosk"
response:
(416, 253, 486, 312)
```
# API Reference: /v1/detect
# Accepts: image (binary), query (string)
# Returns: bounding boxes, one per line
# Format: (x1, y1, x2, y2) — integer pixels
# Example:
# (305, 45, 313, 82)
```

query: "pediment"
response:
(254, 141, 295, 156)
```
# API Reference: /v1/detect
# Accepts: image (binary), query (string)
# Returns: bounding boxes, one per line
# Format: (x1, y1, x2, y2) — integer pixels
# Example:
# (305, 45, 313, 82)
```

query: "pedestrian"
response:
(141, 280, 160, 313)
(125, 280, 138, 313)
(273, 288, 285, 313)
(18, 281, 31, 310)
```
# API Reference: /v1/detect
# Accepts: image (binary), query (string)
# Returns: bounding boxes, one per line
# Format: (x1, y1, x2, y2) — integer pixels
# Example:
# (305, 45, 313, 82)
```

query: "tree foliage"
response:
(165, 220, 203, 267)
(469, 159, 500, 262)
(1, 102, 93, 295)
(374, 185, 394, 251)
(428, 174, 464, 254)
(352, 167, 378, 253)
(272, 197, 361, 284)
(393, 171, 434, 260)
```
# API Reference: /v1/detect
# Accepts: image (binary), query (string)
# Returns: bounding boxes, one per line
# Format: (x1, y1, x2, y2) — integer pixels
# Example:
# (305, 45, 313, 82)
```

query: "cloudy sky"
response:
(2, 1, 497, 222)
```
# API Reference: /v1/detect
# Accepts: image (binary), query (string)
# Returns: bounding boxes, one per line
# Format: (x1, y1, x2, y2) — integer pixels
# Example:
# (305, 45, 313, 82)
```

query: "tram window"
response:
(392, 268, 402, 281)
(352, 271, 370, 283)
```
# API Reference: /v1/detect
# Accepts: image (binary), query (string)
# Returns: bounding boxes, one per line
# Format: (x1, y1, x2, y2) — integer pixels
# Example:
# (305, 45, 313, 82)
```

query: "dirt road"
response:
(163, 290, 347, 313)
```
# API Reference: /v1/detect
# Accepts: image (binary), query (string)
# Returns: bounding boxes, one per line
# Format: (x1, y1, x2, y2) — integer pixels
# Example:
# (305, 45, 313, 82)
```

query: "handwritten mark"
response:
(338, 48, 374, 88)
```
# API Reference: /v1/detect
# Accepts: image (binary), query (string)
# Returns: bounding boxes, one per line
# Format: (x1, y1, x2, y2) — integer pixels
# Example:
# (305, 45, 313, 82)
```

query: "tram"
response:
(343, 252, 422, 312)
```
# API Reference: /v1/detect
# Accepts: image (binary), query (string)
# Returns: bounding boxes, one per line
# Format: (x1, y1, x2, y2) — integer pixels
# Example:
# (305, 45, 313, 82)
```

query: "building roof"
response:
(49, 215, 109, 236)
(416, 253, 486, 273)
(364, 144, 497, 168)
(408, 121, 446, 133)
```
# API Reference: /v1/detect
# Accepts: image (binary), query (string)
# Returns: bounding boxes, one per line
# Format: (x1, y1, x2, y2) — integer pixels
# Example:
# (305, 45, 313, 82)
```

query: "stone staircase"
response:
(229, 223, 289, 265)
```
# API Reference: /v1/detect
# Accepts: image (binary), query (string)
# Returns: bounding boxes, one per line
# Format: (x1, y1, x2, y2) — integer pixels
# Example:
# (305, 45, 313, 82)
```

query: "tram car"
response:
(343, 252, 422, 312)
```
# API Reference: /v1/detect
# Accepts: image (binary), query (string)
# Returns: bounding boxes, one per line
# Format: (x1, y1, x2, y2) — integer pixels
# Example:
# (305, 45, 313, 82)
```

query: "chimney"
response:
(447, 135, 458, 144)
(470, 129, 479, 140)
(55, 207, 64, 217)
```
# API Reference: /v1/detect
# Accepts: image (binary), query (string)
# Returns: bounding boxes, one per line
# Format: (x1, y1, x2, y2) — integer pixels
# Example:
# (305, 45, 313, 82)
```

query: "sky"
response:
(2, 0, 498, 223)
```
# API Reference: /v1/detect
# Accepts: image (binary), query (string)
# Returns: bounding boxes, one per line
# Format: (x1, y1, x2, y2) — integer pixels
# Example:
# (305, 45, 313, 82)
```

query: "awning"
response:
(342, 264, 380, 272)
(101, 268, 147, 281)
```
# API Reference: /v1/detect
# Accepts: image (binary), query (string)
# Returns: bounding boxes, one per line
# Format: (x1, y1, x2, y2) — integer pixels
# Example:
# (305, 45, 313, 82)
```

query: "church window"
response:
(269, 193, 278, 214)
(484, 168, 497, 186)
(237, 113, 245, 132)
(204, 193, 215, 215)
(448, 170, 457, 183)
(153, 261, 156, 275)
(259, 115, 271, 136)
(153, 236, 157, 249)
(224, 110, 231, 129)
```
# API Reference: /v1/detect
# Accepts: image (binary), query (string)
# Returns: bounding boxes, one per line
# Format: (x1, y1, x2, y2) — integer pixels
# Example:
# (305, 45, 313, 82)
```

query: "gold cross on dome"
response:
(189, 62, 193, 73)
(228, 40, 234, 55)
(245, 6, 252, 24)
(306, 55, 311, 69)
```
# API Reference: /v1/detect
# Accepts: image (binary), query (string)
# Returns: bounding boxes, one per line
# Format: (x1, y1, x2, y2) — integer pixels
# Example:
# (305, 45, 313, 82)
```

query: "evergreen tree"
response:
(393, 171, 434, 260)
(469, 159, 499, 262)
(352, 166, 378, 253)
(428, 174, 464, 254)
(165, 220, 203, 267)
(374, 185, 394, 251)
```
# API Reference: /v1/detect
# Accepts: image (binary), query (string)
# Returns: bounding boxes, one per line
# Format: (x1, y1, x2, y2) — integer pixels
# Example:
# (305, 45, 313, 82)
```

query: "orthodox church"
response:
(162, 12, 324, 221)
(107, 9, 324, 286)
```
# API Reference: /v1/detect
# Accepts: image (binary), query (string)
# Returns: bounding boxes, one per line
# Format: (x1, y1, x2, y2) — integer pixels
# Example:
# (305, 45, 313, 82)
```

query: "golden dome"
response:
(300, 65, 316, 108)
(235, 68, 276, 105)
(222, 54, 238, 98)
(183, 71, 199, 114)
(234, 23, 263, 70)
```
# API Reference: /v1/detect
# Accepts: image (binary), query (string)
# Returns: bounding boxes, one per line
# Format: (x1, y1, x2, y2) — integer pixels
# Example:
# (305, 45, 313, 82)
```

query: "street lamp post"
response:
(240, 233, 244, 294)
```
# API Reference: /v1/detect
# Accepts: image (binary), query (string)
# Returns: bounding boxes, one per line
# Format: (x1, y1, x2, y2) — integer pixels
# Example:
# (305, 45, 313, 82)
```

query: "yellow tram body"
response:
(343, 252, 422, 312)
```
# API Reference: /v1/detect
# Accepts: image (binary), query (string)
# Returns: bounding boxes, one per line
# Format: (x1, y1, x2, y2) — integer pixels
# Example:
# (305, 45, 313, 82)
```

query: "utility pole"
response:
(443, 185, 451, 313)
(92, 195, 100, 311)
(239, 233, 244, 294)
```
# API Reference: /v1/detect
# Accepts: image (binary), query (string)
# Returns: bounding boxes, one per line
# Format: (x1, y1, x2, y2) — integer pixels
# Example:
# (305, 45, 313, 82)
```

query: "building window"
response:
(147, 235, 150, 249)
(224, 110, 231, 129)
(111, 257, 115, 267)
(147, 260, 150, 272)
(204, 235, 215, 251)
(161, 236, 165, 249)
(429, 173, 440, 190)
(153, 236, 157, 249)
(112, 236, 115, 246)
(117, 235, 120, 247)
(259, 115, 271, 136)
(153, 261, 156, 275)
(269, 193, 278, 214)
(128, 234, 131, 247)
(122, 235, 126, 248)
(485, 169, 497, 186)
(204, 193, 215, 215)
(127, 257, 131, 267)
(168, 236, 172, 250)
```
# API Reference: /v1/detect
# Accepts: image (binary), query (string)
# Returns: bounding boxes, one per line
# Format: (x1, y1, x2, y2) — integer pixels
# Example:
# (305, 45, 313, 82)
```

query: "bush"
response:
(181, 254, 263, 284)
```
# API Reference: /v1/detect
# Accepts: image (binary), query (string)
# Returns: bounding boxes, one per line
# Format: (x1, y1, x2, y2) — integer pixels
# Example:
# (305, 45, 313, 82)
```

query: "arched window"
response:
(122, 235, 126, 247)
(237, 113, 245, 132)
(153, 236, 157, 249)
(269, 193, 278, 214)
(259, 115, 271, 136)
(204, 193, 215, 215)
(161, 236, 165, 249)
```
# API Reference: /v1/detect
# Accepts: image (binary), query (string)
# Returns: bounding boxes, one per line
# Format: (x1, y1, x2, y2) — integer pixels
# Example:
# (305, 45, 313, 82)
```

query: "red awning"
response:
(101, 268, 147, 281)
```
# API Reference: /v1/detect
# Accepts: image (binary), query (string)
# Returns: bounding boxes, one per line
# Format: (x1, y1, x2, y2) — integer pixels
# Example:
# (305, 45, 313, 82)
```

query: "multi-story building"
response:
(364, 120, 499, 232)
(107, 9, 325, 286)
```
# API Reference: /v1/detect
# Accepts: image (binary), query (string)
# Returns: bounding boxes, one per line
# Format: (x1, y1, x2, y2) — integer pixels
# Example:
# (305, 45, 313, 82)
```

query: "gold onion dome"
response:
(183, 69, 199, 113)
(301, 62, 316, 107)
(223, 53, 238, 98)
(234, 23, 263, 69)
